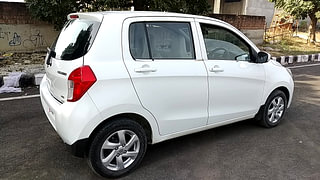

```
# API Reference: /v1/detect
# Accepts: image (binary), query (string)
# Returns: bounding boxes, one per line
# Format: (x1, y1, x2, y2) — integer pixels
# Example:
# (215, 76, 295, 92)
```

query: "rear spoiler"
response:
(67, 13, 103, 22)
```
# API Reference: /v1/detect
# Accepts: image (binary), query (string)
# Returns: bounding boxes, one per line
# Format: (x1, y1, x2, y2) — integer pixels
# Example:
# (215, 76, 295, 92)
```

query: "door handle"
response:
(134, 67, 157, 73)
(209, 66, 224, 73)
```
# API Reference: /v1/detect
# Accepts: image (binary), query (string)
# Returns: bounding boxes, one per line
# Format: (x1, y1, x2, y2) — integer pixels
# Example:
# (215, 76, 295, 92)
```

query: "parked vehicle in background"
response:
(40, 11, 294, 178)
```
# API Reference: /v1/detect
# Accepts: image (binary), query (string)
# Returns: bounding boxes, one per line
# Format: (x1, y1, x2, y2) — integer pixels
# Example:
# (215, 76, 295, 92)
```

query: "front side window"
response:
(200, 23, 251, 61)
(129, 22, 195, 60)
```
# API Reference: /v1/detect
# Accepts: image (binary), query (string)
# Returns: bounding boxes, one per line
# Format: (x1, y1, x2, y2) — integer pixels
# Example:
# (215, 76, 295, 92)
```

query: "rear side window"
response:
(129, 23, 150, 59)
(51, 19, 100, 60)
(129, 22, 195, 60)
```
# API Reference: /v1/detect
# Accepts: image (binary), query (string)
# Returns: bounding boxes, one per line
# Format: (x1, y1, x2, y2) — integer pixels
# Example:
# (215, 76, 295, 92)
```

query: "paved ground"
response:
(0, 64, 320, 180)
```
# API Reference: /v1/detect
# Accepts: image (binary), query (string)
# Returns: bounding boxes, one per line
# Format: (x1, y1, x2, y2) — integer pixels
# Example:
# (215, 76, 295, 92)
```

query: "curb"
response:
(273, 53, 320, 65)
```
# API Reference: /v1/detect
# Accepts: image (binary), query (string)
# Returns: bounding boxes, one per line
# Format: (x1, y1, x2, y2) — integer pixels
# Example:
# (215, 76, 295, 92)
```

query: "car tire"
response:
(88, 118, 147, 178)
(256, 90, 287, 128)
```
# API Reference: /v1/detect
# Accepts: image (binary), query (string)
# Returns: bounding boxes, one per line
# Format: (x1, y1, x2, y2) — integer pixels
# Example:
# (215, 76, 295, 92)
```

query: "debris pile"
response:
(0, 72, 24, 93)
(0, 52, 46, 76)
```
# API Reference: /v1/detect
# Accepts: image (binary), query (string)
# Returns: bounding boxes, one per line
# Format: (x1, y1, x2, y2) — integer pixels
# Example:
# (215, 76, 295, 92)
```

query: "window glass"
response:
(129, 22, 195, 60)
(129, 23, 150, 59)
(200, 23, 251, 61)
(146, 22, 195, 59)
(51, 19, 100, 60)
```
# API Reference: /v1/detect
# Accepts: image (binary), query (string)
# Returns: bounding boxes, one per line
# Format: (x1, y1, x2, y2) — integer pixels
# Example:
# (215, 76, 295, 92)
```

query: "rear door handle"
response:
(209, 66, 224, 73)
(134, 67, 157, 73)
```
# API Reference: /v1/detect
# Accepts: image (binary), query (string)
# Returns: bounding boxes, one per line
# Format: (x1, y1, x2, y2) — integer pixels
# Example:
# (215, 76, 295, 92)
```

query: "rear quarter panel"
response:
(82, 14, 161, 143)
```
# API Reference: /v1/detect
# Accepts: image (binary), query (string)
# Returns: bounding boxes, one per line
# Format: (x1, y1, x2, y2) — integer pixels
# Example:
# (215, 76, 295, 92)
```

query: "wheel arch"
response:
(88, 113, 153, 146)
(273, 86, 290, 103)
(255, 86, 290, 127)
(263, 85, 291, 106)
(71, 112, 154, 158)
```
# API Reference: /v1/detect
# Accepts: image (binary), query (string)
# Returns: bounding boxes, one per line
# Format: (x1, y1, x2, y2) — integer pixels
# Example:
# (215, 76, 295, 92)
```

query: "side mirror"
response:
(256, 51, 270, 63)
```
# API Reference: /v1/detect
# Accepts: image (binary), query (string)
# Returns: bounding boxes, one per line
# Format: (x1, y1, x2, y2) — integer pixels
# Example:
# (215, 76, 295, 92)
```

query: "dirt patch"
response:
(259, 35, 320, 57)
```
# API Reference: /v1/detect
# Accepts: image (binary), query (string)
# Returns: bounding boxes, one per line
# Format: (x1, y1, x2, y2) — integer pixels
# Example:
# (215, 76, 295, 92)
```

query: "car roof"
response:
(73, 11, 226, 24)
(100, 11, 209, 18)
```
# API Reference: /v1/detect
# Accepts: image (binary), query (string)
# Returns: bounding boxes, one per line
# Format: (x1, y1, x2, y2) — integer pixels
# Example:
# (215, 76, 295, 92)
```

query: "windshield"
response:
(51, 19, 100, 60)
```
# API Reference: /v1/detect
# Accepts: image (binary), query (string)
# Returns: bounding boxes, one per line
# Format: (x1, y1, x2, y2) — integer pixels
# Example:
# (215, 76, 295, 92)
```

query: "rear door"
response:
(45, 14, 102, 103)
(122, 17, 208, 135)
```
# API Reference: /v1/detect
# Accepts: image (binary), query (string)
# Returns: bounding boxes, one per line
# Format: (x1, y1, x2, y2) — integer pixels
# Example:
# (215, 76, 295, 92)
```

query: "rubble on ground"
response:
(0, 52, 46, 76)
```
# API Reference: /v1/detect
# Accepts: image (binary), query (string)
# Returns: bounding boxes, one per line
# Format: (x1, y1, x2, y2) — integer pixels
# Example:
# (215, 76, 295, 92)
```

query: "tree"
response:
(150, 0, 210, 15)
(26, 0, 131, 30)
(269, 0, 320, 44)
(26, 0, 78, 30)
(26, 0, 209, 30)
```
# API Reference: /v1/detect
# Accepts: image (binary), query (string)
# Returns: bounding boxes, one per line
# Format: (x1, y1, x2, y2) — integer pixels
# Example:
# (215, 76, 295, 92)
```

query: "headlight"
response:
(286, 68, 293, 78)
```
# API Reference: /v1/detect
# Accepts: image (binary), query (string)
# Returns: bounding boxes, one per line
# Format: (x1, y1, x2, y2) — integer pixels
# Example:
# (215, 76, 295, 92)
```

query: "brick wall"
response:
(208, 14, 265, 44)
(0, 2, 57, 52)
(0, 2, 47, 24)
(208, 14, 265, 30)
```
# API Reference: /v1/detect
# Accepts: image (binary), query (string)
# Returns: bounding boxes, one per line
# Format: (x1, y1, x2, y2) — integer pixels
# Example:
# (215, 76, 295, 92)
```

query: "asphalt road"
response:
(1, 64, 320, 180)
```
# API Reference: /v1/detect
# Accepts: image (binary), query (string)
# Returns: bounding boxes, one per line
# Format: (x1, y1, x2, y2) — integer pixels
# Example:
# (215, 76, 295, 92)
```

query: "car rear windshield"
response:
(51, 19, 101, 60)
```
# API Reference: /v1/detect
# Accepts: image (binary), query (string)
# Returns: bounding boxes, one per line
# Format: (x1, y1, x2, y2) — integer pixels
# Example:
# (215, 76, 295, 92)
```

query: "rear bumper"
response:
(40, 74, 101, 145)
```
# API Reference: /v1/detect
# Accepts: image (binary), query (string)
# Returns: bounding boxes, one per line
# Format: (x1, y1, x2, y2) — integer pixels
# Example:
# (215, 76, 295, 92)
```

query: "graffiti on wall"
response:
(0, 28, 11, 41)
(9, 32, 21, 46)
(23, 30, 48, 48)
(0, 28, 48, 48)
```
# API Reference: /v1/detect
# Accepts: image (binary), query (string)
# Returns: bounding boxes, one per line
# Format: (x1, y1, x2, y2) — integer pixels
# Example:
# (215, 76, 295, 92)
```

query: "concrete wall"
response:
(208, 0, 275, 27)
(244, 0, 275, 27)
(222, 1, 245, 15)
(207, 0, 274, 44)
(0, 24, 57, 52)
(241, 29, 264, 44)
(0, 2, 58, 52)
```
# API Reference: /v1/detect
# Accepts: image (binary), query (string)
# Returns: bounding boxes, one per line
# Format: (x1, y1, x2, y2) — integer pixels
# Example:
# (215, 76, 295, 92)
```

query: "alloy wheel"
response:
(100, 130, 140, 171)
(267, 96, 285, 124)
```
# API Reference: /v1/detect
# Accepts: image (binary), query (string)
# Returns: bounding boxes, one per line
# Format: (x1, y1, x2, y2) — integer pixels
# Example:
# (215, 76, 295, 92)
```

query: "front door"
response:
(196, 20, 266, 124)
(122, 17, 208, 135)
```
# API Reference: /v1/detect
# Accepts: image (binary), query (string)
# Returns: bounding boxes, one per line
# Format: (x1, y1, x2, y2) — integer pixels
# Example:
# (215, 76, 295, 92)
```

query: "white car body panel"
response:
(45, 13, 104, 103)
(204, 60, 266, 123)
(122, 17, 208, 135)
(40, 76, 102, 144)
(194, 19, 266, 124)
(39, 11, 294, 147)
(73, 14, 162, 143)
(45, 57, 83, 103)
(262, 60, 294, 107)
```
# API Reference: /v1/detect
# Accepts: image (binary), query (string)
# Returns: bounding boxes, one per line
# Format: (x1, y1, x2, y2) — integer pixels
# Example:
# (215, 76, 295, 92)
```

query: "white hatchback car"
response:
(40, 11, 294, 178)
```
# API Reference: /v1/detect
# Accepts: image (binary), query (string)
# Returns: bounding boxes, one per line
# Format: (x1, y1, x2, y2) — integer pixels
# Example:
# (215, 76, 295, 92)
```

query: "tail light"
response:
(69, 15, 79, 19)
(67, 66, 96, 102)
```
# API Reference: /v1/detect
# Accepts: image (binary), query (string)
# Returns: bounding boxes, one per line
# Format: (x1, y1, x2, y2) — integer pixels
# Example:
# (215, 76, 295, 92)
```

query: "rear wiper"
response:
(46, 47, 56, 66)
